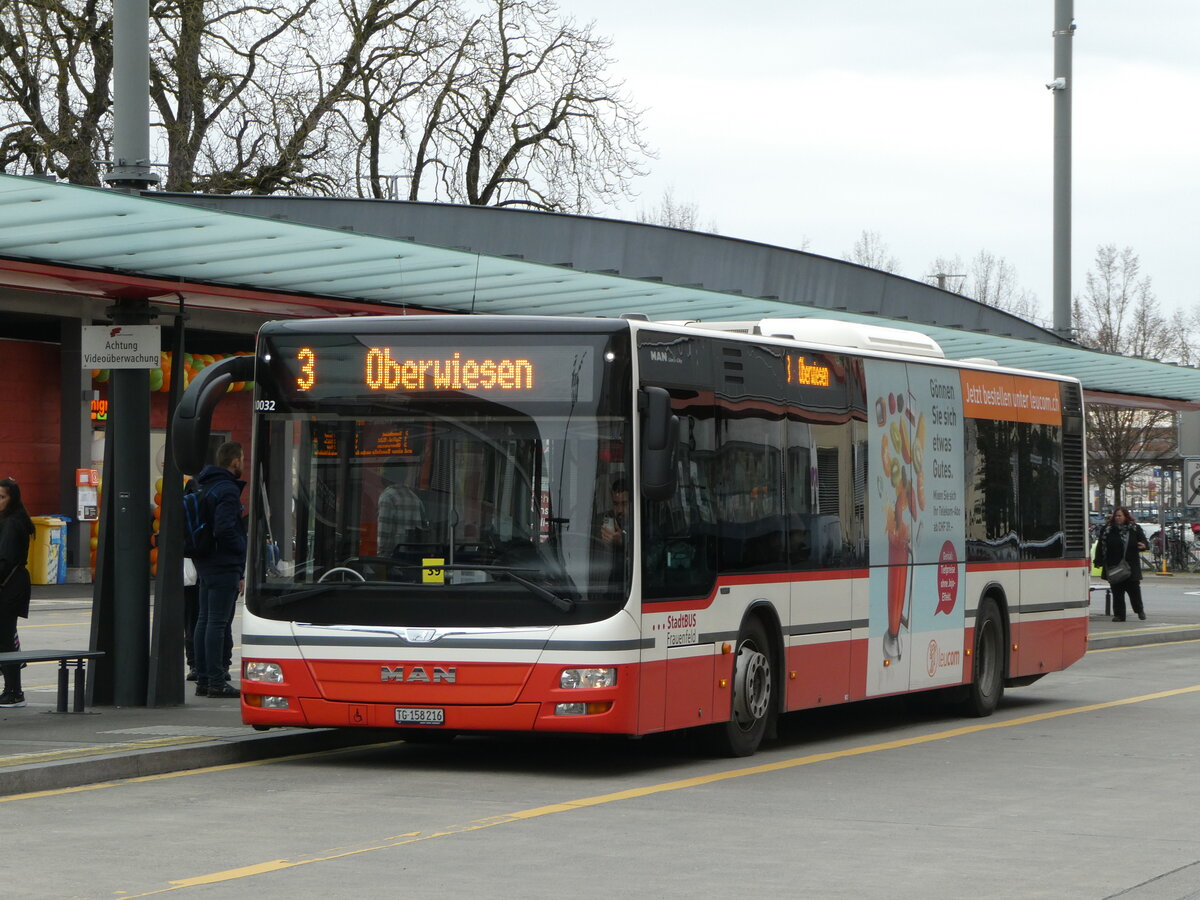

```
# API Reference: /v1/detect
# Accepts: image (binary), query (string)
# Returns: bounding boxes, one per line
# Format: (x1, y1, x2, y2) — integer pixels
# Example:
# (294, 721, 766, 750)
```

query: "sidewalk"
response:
(1, 585, 392, 797)
(3, 578, 1199, 797)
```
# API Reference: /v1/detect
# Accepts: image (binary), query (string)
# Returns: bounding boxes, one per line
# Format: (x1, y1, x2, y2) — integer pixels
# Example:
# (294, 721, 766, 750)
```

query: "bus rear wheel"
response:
(954, 598, 1004, 717)
(706, 619, 774, 757)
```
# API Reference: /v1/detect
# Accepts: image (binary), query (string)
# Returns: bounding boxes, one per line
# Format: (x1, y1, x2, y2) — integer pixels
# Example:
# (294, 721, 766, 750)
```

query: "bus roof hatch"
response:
(756, 318, 945, 359)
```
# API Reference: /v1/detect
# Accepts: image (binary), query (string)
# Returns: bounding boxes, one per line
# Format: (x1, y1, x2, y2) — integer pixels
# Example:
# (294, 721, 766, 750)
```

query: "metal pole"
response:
(148, 299, 188, 705)
(1051, 0, 1074, 339)
(104, 0, 159, 191)
(109, 298, 153, 705)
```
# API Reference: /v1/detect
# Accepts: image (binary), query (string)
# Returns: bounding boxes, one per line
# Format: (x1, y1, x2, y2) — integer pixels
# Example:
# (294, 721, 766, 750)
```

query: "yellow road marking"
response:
(21, 621, 91, 628)
(96, 683, 1200, 896)
(1089, 637, 1200, 652)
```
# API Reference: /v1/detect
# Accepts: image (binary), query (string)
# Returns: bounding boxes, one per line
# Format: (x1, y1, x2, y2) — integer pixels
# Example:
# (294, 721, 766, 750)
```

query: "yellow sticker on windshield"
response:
(422, 558, 445, 584)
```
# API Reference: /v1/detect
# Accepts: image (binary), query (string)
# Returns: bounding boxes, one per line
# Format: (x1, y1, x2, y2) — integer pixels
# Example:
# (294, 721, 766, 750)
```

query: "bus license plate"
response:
(395, 707, 444, 726)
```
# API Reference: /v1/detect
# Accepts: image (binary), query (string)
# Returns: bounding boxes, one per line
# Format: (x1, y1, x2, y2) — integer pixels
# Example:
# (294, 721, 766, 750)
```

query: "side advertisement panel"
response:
(864, 361, 966, 696)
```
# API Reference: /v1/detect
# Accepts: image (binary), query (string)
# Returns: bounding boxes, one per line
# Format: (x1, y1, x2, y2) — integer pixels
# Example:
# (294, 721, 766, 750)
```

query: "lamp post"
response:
(1050, 0, 1075, 340)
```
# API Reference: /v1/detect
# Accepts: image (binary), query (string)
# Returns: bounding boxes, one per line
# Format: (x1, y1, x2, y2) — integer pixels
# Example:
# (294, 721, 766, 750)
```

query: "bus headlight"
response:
(560, 667, 617, 689)
(244, 662, 284, 683)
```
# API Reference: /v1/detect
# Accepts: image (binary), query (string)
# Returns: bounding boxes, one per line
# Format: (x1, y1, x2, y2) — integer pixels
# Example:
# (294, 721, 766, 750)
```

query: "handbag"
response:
(1104, 559, 1132, 585)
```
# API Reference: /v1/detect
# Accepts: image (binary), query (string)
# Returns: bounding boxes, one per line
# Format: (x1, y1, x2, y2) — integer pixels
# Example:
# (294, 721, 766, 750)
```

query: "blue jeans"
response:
(196, 571, 239, 689)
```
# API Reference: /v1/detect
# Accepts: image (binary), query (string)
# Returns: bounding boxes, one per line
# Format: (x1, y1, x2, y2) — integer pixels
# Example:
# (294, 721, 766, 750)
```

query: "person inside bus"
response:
(599, 477, 630, 547)
(594, 477, 630, 586)
(1092, 506, 1148, 622)
(377, 465, 427, 558)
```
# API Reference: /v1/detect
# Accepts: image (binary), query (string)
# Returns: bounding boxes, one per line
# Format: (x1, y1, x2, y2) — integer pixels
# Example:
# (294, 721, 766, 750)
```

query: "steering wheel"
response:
(318, 566, 367, 583)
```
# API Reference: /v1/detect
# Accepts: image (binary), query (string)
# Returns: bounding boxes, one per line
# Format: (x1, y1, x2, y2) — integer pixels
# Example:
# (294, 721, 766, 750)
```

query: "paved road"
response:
(2, 575, 1198, 798)
(5, 636, 1200, 899)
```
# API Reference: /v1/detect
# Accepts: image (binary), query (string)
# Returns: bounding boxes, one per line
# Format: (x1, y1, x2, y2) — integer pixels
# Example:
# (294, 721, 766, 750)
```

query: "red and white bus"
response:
(179, 314, 1089, 756)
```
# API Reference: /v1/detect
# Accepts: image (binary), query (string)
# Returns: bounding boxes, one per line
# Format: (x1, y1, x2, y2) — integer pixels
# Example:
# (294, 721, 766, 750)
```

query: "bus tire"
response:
(955, 598, 1004, 717)
(706, 618, 774, 757)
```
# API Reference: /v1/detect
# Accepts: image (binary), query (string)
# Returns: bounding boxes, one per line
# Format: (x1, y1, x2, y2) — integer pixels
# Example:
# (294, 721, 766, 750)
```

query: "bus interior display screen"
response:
(274, 340, 596, 403)
(312, 423, 424, 460)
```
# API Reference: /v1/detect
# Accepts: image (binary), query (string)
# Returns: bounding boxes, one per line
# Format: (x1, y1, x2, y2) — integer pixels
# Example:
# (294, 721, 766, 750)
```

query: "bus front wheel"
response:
(706, 618, 774, 757)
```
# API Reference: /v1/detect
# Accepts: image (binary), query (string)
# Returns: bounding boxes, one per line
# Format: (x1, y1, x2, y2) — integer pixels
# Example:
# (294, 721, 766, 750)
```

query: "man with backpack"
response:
(182, 476, 233, 684)
(192, 441, 247, 699)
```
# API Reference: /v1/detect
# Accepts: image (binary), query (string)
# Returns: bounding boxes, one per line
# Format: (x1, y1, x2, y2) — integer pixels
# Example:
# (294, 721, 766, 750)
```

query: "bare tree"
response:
(0, 0, 113, 185)
(926, 250, 1044, 325)
(402, 0, 650, 211)
(635, 186, 717, 232)
(1074, 244, 1183, 360)
(926, 254, 967, 292)
(845, 230, 900, 274)
(0, 0, 651, 210)
(1074, 244, 1183, 508)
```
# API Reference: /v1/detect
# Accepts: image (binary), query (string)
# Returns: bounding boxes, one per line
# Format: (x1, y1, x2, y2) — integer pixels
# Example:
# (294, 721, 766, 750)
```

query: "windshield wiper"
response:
(491, 567, 576, 613)
(261, 580, 371, 610)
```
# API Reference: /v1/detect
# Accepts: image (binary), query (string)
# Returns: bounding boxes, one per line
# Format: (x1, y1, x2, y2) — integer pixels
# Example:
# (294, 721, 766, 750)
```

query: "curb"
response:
(1086, 624, 1200, 651)
(0, 727, 397, 798)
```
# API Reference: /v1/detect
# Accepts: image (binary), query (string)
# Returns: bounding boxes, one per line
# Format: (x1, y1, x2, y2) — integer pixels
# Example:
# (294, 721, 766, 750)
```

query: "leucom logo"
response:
(927, 639, 961, 677)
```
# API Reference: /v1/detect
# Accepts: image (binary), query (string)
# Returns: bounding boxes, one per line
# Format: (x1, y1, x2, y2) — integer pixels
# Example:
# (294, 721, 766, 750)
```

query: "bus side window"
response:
(643, 410, 717, 601)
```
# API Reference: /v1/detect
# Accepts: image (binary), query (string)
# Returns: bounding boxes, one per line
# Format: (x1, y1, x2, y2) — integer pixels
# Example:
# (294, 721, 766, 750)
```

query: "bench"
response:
(1089, 584, 1111, 617)
(0, 650, 104, 713)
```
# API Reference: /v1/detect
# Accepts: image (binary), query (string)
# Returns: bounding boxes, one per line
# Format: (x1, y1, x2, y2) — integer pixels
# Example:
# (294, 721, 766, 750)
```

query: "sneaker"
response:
(224, 671, 232, 682)
(195, 684, 209, 696)
(0, 691, 27, 708)
(205, 684, 240, 699)
(1138, 612, 1147, 620)
(186, 668, 198, 682)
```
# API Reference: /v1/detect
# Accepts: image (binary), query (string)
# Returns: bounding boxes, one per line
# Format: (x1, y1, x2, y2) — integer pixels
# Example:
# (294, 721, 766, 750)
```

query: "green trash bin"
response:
(27, 516, 67, 585)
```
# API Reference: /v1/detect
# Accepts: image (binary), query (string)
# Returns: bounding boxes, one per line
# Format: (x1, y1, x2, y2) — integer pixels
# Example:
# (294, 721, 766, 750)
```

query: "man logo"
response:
(381, 665, 456, 684)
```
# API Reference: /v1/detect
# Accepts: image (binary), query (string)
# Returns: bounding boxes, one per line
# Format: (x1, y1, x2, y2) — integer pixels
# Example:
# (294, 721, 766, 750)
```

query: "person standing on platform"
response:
(1093, 506, 1148, 622)
(193, 443, 247, 699)
(181, 475, 232, 682)
(0, 477, 34, 708)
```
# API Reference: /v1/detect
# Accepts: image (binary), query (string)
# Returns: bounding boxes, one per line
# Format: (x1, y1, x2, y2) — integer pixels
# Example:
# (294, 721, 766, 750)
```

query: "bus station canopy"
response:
(2, 173, 1198, 406)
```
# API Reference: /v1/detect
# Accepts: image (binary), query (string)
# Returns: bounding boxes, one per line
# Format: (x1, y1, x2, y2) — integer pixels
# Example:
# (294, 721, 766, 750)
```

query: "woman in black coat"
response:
(0, 477, 34, 707)
(1092, 506, 1148, 622)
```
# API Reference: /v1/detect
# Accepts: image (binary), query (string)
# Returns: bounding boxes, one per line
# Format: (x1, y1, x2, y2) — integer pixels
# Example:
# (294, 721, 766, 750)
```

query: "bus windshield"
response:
(247, 327, 632, 628)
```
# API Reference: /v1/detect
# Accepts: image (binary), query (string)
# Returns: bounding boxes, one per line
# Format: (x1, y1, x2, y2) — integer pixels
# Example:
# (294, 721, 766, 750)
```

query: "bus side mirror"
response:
(172, 354, 256, 475)
(640, 386, 678, 502)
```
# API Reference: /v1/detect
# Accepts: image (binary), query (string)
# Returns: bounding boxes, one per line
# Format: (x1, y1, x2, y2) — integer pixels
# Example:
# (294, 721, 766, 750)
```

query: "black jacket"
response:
(1093, 521, 1147, 583)
(0, 510, 34, 618)
(193, 464, 247, 577)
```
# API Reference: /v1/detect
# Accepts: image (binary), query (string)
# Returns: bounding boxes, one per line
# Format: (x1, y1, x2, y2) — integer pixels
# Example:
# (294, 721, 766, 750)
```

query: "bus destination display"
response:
(281, 342, 595, 403)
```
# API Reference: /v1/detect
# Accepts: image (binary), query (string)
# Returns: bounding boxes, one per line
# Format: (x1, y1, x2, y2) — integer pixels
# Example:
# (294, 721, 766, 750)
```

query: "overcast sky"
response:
(553, 1, 1199, 324)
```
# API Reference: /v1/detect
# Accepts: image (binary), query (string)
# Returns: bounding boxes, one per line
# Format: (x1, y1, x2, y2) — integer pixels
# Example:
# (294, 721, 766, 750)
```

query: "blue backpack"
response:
(182, 484, 216, 559)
